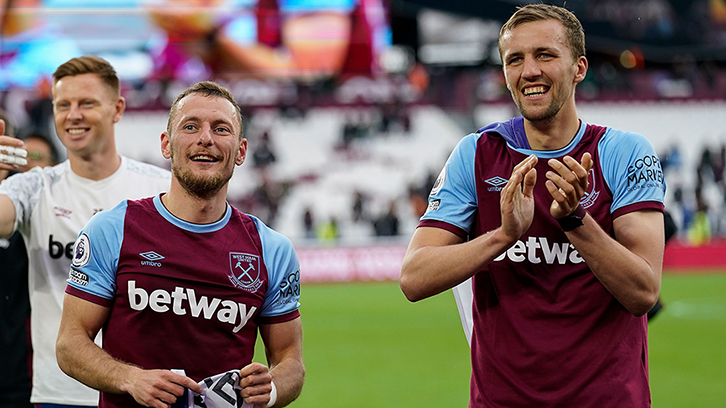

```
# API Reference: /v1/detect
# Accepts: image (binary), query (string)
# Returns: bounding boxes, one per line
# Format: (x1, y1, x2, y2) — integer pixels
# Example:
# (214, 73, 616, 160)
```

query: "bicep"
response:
(259, 317, 303, 367)
(405, 227, 464, 255)
(59, 294, 110, 340)
(613, 210, 665, 272)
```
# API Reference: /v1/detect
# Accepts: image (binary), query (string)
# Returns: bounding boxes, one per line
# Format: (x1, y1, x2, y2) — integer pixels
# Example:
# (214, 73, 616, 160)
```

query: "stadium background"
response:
(2, 0, 725, 406)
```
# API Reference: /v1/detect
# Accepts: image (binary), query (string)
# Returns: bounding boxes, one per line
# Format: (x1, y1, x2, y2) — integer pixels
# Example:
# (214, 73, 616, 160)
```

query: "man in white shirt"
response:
(0, 55, 170, 407)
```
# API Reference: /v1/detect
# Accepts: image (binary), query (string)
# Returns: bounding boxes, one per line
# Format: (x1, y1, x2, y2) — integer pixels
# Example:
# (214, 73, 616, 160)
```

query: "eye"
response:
(215, 126, 231, 134)
(184, 124, 196, 131)
(507, 56, 523, 65)
(538, 53, 555, 60)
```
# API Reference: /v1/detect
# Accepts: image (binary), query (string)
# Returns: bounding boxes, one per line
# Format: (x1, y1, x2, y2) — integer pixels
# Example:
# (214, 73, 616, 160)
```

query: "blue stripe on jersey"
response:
(420, 133, 478, 232)
(152, 195, 232, 233)
(504, 120, 588, 158)
(67, 200, 127, 300)
(598, 128, 666, 212)
(251, 216, 302, 317)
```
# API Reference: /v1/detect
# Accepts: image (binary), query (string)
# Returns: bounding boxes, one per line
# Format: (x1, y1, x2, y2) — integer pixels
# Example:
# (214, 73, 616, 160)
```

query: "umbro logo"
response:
(485, 176, 508, 192)
(140, 251, 164, 267)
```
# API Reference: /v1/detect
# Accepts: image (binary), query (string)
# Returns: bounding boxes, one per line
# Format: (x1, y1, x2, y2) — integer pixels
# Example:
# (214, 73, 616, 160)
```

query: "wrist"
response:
(557, 203, 587, 232)
(267, 381, 277, 408)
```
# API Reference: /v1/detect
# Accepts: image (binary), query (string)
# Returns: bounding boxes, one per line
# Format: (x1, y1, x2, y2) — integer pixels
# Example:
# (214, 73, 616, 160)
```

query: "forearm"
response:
(268, 355, 305, 407)
(56, 327, 139, 394)
(400, 228, 514, 302)
(566, 214, 662, 316)
(0, 194, 17, 238)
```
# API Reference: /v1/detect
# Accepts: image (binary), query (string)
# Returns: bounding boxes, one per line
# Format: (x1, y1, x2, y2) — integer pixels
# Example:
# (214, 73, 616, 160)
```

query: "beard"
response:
(170, 147, 234, 200)
(512, 83, 571, 124)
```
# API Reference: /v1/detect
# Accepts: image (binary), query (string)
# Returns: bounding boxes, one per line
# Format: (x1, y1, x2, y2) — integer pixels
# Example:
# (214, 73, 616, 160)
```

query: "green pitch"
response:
(255, 272, 726, 407)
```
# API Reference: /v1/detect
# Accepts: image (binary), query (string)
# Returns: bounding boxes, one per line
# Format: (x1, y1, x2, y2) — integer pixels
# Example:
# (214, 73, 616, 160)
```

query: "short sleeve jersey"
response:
(420, 117, 665, 408)
(0, 156, 170, 405)
(66, 195, 301, 408)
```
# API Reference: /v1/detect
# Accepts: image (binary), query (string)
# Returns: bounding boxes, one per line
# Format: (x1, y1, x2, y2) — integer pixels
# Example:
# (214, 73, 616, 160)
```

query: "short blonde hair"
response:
(499, 4, 585, 61)
(167, 81, 244, 139)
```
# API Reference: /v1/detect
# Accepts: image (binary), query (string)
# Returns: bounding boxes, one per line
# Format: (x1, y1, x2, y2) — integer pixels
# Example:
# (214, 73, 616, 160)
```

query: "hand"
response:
(238, 362, 274, 408)
(0, 121, 27, 170)
(124, 368, 203, 408)
(545, 153, 593, 219)
(500, 154, 538, 242)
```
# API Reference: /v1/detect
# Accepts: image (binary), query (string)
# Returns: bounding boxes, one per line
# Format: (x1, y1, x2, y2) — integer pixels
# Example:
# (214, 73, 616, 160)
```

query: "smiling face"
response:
(500, 19, 587, 124)
(161, 93, 246, 200)
(52, 73, 124, 158)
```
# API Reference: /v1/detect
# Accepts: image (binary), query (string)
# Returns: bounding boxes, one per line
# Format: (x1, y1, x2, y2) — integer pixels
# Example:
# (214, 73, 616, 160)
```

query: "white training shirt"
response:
(0, 156, 170, 405)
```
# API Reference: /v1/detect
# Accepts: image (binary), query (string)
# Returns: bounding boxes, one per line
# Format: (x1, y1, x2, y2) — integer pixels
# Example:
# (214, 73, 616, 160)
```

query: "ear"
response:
(573, 56, 588, 84)
(236, 138, 247, 166)
(160, 132, 172, 159)
(112, 96, 126, 124)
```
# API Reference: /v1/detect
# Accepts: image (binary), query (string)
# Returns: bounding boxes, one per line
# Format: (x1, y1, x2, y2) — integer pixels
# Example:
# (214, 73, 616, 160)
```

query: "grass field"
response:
(255, 271, 726, 407)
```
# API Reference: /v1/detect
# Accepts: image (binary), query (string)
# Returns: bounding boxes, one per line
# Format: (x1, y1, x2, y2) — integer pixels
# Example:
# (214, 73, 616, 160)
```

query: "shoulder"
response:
(248, 214, 295, 252)
(0, 161, 67, 195)
(597, 127, 653, 151)
(121, 157, 171, 179)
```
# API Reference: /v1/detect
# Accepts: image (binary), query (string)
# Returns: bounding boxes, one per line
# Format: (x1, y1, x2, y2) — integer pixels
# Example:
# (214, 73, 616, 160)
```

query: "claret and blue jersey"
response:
(421, 117, 665, 407)
(66, 194, 300, 408)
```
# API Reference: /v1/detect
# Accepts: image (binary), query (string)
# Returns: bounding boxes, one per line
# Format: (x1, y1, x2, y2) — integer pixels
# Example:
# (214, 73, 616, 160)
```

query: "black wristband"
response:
(557, 203, 587, 232)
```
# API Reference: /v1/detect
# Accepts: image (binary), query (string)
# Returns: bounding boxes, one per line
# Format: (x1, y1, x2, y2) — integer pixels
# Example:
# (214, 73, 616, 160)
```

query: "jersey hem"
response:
(258, 310, 300, 324)
(66, 285, 113, 308)
(612, 201, 664, 219)
(417, 219, 468, 238)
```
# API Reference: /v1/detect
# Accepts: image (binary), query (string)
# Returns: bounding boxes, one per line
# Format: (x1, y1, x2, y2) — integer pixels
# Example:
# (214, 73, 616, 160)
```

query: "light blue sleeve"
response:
(67, 201, 127, 299)
(598, 128, 666, 213)
(252, 217, 301, 317)
(420, 134, 479, 233)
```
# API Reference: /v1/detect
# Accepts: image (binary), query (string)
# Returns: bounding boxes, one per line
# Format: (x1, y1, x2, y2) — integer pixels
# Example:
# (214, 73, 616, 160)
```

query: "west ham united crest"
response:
(228, 253, 262, 292)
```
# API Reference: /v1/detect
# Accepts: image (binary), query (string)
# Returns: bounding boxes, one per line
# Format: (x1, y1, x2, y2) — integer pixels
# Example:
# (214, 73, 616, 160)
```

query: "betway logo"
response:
(493, 236, 585, 265)
(128, 281, 256, 333)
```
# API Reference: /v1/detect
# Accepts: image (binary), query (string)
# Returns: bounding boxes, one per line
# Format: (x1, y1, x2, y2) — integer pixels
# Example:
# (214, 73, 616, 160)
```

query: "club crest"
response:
(580, 169, 600, 209)
(228, 253, 262, 292)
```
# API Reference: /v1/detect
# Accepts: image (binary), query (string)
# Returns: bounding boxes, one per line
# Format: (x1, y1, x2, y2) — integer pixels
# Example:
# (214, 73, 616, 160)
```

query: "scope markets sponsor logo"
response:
(278, 270, 300, 302)
(493, 236, 585, 265)
(127, 281, 256, 333)
(626, 155, 663, 191)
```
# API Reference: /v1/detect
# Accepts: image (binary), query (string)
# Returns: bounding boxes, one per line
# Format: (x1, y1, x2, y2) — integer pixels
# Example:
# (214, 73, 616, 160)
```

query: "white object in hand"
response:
(0, 145, 28, 166)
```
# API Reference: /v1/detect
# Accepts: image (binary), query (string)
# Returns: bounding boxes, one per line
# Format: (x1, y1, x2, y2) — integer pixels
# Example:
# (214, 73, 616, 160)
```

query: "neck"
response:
(161, 181, 229, 224)
(524, 102, 581, 151)
(68, 148, 121, 180)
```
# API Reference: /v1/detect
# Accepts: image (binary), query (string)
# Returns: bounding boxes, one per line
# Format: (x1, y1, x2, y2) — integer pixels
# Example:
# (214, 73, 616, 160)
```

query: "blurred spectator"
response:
(302, 206, 315, 239)
(712, 144, 725, 185)
(317, 216, 339, 243)
(25, 78, 54, 135)
(408, 185, 428, 219)
(660, 142, 683, 174)
(251, 130, 277, 170)
(147, 0, 389, 81)
(18, 129, 59, 172)
(372, 200, 399, 237)
(687, 190, 711, 246)
(252, 174, 286, 227)
(351, 189, 368, 222)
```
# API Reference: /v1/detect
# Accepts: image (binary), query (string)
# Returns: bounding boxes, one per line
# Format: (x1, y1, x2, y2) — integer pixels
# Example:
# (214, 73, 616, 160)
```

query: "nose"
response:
(521, 56, 542, 80)
(197, 124, 213, 146)
(66, 105, 83, 121)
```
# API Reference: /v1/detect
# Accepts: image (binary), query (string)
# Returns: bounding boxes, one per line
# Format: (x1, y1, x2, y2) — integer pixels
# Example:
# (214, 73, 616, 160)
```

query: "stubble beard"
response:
(512, 83, 571, 125)
(170, 148, 234, 201)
